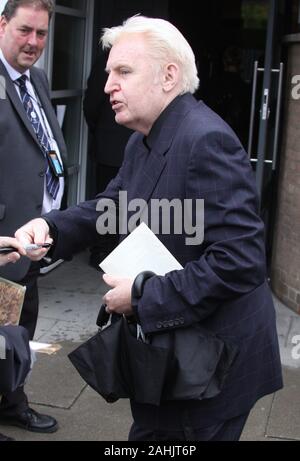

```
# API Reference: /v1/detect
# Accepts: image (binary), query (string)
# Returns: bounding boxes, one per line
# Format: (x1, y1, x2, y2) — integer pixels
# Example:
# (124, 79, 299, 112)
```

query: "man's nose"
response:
(104, 74, 119, 94)
(27, 31, 38, 46)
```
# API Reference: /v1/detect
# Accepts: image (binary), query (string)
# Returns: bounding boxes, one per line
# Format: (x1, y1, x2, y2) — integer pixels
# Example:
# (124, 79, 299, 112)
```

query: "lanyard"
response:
(15, 79, 54, 147)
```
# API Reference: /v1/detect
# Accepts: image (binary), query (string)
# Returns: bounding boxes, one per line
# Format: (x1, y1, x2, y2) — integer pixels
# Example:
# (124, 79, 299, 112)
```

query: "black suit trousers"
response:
(128, 412, 250, 441)
(0, 262, 40, 415)
(19, 262, 40, 341)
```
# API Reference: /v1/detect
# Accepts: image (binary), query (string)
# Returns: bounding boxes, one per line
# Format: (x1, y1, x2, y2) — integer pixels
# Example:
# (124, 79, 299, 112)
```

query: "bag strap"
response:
(96, 304, 111, 329)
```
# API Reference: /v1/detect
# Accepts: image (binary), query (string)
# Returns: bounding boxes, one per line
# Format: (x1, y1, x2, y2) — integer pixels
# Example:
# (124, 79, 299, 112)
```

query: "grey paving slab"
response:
(38, 292, 102, 323)
(287, 316, 300, 360)
(0, 367, 132, 442)
(273, 296, 300, 369)
(267, 368, 300, 441)
(276, 313, 292, 347)
(0, 395, 132, 442)
(71, 387, 132, 441)
(240, 394, 274, 441)
(35, 252, 106, 342)
(37, 320, 99, 343)
(38, 253, 104, 295)
(25, 342, 85, 409)
(273, 295, 300, 318)
(34, 317, 58, 342)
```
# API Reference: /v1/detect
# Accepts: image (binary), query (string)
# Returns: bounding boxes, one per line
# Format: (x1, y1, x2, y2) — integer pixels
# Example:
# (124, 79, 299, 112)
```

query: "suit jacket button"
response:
(168, 320, 175, 328)
(179, 318, 185, 325)
(39, 171, 46, 177)
(156, 322, 163, 329)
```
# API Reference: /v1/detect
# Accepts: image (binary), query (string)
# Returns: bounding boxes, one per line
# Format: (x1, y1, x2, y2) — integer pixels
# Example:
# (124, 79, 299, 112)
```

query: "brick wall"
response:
(271, 39, 300, 314)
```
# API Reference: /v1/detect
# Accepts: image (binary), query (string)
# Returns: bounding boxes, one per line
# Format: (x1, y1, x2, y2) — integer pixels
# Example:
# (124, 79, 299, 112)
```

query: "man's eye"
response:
(120, 69, 130, 75)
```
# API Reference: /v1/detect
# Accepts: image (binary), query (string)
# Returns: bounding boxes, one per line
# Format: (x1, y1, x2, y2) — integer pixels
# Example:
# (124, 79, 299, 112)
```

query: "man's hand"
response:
(15, 218, 52, 261)
(0, 237, 26, 266)
(102, 274, 134, 316)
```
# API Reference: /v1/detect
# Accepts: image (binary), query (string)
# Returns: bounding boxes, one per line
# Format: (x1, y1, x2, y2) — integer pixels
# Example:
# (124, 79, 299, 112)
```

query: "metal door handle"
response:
(248, 61, 259, 158)
(248, 62, 284, 170)
(272, 62, 284, 171)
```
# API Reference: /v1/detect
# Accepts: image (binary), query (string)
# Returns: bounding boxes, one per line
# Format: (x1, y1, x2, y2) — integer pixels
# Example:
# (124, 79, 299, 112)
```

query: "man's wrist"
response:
(42, 217, 58, 256)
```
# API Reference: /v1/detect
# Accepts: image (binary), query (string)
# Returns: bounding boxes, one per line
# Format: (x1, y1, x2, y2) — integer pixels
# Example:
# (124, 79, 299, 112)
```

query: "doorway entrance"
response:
(89, 0, 286, 266)
(169, 0, 285, 267)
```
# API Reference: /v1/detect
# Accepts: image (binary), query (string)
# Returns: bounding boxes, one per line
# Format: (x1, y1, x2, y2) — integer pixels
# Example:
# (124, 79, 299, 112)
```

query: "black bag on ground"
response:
(68, 305, 239, 405)
(68, 314, 171, 405)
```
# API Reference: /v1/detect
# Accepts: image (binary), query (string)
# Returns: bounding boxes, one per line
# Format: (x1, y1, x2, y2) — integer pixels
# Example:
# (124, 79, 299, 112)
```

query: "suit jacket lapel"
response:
(127, 141, 168, 207)
(0, 61, 40, 148)
(128, 94, 196, 207)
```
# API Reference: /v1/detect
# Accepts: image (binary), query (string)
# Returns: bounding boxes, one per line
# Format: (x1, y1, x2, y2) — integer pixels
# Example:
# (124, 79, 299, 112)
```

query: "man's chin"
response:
(115, 114, 129, 127)
(17, 57, 37, 71)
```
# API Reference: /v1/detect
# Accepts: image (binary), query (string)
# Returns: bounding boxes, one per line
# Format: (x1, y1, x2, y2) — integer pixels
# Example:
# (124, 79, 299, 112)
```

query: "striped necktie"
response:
(16, 75, 59, 200)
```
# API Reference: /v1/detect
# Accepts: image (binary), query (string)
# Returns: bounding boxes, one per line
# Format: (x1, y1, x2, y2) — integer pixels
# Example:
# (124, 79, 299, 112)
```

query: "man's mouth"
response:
(22, 50, 37, 58)
(111, 100, 123, 111)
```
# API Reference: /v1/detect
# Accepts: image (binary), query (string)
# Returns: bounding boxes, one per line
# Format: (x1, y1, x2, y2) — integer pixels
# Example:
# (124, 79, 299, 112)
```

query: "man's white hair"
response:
(101, 15, 200, 95)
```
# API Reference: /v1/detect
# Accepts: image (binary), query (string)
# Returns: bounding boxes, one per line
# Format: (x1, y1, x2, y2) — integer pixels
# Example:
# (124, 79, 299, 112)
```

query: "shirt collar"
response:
(145, 95, 182, 151)
(0, 48, 31, 82)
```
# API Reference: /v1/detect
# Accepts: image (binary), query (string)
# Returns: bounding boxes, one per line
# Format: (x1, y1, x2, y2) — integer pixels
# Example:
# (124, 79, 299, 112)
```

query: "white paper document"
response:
(29, 341, 62, 355)
(99, 223, 183, 278)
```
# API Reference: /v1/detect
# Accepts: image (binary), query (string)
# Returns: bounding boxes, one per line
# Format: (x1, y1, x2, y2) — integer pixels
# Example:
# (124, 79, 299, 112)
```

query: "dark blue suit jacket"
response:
(47, 94, 283, 429)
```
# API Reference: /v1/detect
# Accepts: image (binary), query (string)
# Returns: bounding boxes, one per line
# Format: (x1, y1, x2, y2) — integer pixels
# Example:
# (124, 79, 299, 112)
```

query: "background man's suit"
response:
(83, 52, 132, 266)
(0, 60, 67, 414)
(83, 52, 132, 178)
(46, 93, 283, 434)
(0, 61, 67, 284)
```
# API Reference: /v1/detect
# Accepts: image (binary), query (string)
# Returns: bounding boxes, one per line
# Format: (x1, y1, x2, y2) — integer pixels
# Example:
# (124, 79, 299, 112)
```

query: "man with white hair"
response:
(15, 16, 282, 441)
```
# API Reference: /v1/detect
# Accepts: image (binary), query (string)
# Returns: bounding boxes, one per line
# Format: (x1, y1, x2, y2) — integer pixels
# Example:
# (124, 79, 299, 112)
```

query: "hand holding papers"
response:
(100, 223, 183, 278)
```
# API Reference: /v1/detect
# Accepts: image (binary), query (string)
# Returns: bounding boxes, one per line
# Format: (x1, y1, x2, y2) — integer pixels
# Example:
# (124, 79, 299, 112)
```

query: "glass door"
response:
(47, 0, 94, 205)
(169, 0, 285, 267)
(247, 0, 285, 265)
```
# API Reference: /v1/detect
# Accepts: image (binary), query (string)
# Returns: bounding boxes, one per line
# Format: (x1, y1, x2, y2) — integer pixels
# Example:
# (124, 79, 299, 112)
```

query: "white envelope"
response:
(100, 222, 183, 278)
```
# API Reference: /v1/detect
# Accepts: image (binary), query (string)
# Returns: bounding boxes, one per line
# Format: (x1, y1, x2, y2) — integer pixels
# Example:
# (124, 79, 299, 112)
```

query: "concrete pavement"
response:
(1, 251, 299, 441)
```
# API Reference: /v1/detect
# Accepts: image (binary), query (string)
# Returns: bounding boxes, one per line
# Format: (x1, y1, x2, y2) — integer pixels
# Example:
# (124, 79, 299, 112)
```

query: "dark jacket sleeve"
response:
(44, 154, 128, 261)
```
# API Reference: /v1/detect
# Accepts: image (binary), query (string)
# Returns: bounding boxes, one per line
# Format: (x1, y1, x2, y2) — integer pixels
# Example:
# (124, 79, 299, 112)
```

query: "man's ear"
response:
(0, 16, 8, 38)
(162, 63, 180, 92)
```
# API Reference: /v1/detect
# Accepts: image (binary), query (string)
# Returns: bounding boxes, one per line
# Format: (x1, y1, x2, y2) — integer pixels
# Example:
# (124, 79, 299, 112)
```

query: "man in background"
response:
(0, 0, 66, 433)
(83, 50, 132, 269)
